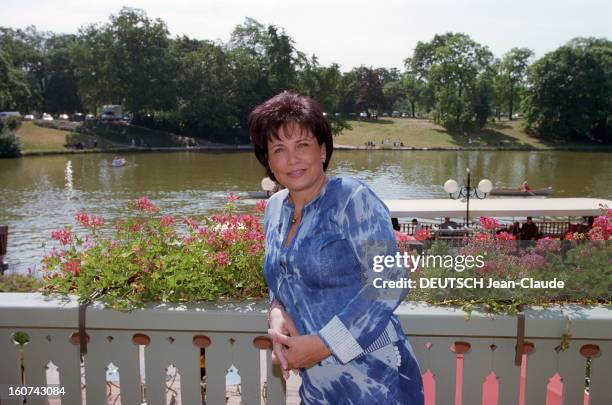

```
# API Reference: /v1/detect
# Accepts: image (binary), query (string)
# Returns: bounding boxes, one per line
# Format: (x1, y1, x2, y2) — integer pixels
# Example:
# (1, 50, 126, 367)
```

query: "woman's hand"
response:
(268, 302, 298, 379)
(268, 330, 331, 370)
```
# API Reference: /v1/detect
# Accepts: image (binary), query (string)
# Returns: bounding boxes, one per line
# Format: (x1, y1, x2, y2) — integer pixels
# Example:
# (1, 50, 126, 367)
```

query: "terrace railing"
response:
(1, 293, 611, 405)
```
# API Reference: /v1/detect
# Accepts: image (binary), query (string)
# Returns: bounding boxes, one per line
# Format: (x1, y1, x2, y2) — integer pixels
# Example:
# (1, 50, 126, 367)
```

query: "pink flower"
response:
(496, 231, 516, 241)
(519, 253, 546, 270)
(255, 200, 267, 213)
(228, 192, 239, 203)
(249, 244, 262, 254)
(183, 217, 199, 229)
(221, 228, 237, 244)
(394, 230, 410, 242)
(215, 251, 229, 267)
(161, 216, 175, 227)
(479, 217, 500, 230)
(51, 228, 73, 245)
(134, 196, 158, 213)
(90, 216, 104, 228)
(473, 232, 494, 242)
(536, 237, 561, 253)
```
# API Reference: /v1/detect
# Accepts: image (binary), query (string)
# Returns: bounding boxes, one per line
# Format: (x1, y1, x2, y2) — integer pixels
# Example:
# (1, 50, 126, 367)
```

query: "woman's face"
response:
(267, 122, 326, 194)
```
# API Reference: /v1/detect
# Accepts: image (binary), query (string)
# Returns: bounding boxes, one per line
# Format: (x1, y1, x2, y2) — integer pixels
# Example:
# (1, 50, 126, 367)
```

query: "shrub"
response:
(41, 194, 267, 310)
(0, 127, 22, 157)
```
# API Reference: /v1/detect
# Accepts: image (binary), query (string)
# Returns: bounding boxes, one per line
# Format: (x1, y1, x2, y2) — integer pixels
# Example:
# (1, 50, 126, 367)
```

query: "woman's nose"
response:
(286, 147, 300, 164)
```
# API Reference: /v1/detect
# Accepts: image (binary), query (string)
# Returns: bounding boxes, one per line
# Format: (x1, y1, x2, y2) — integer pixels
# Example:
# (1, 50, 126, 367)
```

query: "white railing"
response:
(1, 293, 611, 405)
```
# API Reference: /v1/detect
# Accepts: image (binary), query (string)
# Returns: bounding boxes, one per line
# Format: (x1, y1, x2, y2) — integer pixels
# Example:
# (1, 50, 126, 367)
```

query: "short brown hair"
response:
(248, 92, 333, 182)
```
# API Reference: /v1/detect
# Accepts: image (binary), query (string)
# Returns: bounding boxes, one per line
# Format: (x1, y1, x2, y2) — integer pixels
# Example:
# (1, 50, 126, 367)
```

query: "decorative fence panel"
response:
(1, 294, 611, 405)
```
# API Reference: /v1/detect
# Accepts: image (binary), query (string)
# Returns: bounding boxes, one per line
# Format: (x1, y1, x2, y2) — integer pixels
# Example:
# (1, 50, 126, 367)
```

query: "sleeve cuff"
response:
(318, 316, 363, 364)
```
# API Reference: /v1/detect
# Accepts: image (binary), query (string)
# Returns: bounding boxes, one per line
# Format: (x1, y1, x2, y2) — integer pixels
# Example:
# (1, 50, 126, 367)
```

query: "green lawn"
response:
(17, 121, 71, 152)
(334, 118, 595, 149)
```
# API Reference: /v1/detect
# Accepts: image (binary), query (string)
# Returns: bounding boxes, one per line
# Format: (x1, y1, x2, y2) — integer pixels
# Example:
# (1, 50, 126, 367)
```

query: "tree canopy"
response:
(1, 9, 611, 144)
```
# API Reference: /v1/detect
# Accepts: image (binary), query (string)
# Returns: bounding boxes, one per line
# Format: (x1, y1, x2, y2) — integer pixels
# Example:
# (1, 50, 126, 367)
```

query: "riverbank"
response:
(15, 119, 612, 156)
(336, 117, 612, 150)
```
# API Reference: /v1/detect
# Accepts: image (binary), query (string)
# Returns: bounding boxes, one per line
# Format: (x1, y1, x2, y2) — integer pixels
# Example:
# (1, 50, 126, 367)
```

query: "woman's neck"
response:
(288, 175, 328, 210)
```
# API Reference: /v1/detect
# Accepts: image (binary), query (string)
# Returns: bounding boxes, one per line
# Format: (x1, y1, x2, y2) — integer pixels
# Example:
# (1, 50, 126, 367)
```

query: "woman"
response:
(249, 92, 423, 404)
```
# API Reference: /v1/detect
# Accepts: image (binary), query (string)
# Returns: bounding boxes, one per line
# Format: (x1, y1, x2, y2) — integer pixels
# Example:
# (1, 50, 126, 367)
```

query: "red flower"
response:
(473, 232, 494, 242)
(51, 228, 73, 245)
(63, 260, 81, 275)
(161, 216, 175, 227)
(415, 228, 432, 241)
(394, 230, 410, 242)
(182, 217, 199, 229)
(479, 217, 500, 230)
(496, 231, 516, 241)
(134, 196, 158, 213)
(255, 200, 267, 213)
(76, 211, 90, 227)
(90, 216, 104, 228)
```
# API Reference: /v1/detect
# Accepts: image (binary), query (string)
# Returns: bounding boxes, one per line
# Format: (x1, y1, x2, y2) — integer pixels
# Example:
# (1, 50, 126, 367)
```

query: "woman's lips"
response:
(287, 169, 306, 177)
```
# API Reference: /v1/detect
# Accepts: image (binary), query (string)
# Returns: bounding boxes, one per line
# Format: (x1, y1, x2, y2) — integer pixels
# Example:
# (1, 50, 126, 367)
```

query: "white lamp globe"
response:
(478, 179, 493, 194)
(444, 179, 459, 194)
(261, 177, 276, 192)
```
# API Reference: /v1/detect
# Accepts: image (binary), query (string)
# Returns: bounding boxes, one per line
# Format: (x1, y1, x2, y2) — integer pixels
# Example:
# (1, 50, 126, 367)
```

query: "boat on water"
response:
(111, 157, 128, 167)
(490, 187, 553, 196)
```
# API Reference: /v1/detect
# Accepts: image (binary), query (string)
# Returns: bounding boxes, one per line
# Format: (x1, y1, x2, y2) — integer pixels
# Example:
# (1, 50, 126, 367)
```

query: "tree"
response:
(498, 48, 533, 120)
(174, 40, 237, 140)
(71, 7, 176, 118)
(354, 66, 384, 116)
(409, 33, 493, 131)
(0, 26, 45, 112)
(0, 50, 30, 110)
(523, 38, 612, 143)
(41, 34, 83, 114)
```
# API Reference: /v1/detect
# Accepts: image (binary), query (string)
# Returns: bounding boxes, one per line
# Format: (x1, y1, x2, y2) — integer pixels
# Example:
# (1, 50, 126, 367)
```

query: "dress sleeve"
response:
(317, 184, 409, 364)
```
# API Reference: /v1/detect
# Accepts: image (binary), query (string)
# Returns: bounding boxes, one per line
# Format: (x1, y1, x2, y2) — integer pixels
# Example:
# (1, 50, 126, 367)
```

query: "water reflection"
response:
(1, 150, 611, 274)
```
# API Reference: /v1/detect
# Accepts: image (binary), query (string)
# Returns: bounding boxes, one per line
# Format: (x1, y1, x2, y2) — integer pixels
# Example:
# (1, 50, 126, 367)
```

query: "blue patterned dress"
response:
(264, 177, 424, 404)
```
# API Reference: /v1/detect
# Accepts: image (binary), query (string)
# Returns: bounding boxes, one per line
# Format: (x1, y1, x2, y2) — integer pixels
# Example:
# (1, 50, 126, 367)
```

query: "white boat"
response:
(111, 158, 127, 167)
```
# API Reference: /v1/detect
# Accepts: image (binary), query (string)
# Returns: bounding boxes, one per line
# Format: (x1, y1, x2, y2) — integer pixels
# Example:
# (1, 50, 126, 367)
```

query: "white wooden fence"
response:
(1, 293, 611, 405)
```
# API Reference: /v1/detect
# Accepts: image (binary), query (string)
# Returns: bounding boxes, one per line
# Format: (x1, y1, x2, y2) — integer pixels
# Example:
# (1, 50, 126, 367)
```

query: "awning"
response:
(384, 198, 612, 218)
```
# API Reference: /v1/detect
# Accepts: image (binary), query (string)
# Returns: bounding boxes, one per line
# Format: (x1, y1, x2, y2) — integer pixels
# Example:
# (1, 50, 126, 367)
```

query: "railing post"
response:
(0, 225, 8, 272)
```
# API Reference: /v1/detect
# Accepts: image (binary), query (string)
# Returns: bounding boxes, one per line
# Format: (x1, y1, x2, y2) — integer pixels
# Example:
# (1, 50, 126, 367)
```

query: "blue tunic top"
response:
(264, 177, 424, 404)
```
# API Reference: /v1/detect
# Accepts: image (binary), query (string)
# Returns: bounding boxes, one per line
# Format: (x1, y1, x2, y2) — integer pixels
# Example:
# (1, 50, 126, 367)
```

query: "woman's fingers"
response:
(271, 343, 290, 379)
(268, 329, 291, 346)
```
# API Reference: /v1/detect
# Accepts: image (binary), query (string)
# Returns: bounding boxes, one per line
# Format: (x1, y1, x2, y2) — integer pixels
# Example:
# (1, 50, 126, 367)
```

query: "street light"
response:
(444, 168, 492, 227)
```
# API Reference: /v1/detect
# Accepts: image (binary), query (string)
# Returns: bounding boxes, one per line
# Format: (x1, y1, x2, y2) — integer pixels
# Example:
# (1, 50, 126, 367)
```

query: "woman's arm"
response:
(268, 299, 299, 378)
(317, 184, 408, 364)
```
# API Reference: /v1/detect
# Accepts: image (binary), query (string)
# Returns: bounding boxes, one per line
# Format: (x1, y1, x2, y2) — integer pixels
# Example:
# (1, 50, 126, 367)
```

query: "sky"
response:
(1, 0, 611, 71)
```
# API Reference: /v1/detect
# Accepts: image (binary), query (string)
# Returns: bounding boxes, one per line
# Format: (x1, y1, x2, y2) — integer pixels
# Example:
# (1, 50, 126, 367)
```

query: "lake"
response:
(1, 149, 611, 274)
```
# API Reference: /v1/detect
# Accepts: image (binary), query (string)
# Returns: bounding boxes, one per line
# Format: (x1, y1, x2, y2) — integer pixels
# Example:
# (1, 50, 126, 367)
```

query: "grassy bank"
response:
(335, 118, 609, 150)
(17, 118, 611, 155)
(17, 121, 73, 152)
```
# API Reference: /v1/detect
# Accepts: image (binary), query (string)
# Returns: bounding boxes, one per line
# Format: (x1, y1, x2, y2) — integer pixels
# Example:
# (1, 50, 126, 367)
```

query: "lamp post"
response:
(444, 168, 493, 227)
